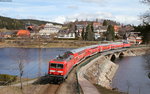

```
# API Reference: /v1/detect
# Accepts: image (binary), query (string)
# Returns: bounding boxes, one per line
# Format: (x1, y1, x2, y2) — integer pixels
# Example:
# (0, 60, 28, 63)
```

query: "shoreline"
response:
(0, 40, 101, 48)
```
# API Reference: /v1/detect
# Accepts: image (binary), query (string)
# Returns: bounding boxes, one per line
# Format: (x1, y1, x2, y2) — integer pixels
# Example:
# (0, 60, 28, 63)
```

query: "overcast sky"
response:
(0, 0, 148, 25)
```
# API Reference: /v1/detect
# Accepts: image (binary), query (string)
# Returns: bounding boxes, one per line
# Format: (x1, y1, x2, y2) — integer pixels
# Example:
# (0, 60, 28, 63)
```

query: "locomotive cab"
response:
(49, 63, 64, 76)
(48, 51, 74, 83)
(48, 61, 65, 83)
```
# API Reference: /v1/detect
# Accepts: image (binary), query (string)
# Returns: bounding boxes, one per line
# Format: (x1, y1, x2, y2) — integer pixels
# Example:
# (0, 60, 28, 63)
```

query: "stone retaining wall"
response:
(84, 56, 118, 89)
(77, 47, 150, 93)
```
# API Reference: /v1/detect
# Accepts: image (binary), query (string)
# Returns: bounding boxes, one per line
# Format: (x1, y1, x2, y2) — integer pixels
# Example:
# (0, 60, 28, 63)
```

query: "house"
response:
(0, 32, 13, 38)
(0, 30, 17, 38)
(118, 25, 135, 38)
(93, 22, 104, 33)
(3, 32, 14, 38)
(57, 29, 75, 39)
(124, 25, 134, 31)
(94, 33, 101, 40)
(93, 26, 107, 39)
(93, 22, 102, 28)
(91, 22, 107, 40)
(27, 26, 34, 32)
(93, 26, 107, 33)
(114, 25, 121, 35)
(39, 23, 62, 36)
(127, 32, 142, 44)
(17, 30, 30, 37)
(136, 37, 142, 44)
(75, 21, 88, 37)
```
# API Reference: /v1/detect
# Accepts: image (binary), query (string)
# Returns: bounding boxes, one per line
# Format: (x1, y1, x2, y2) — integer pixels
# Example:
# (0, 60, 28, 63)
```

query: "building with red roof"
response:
(17, 30, 30, 37)
(93, 22, 102, 28)
(114, 25, 121, 34)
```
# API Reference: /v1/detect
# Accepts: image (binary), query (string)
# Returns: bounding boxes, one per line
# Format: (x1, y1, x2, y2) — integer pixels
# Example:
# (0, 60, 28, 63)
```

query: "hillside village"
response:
(0, 16, 142, 44)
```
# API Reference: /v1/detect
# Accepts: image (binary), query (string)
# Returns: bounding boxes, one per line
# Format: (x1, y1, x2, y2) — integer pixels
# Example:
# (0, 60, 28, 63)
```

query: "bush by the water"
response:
(0, 74, 17, 85)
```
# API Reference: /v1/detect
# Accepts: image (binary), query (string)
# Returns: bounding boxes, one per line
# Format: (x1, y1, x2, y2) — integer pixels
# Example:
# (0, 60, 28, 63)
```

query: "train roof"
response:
(70, 44, 99, 54)
(98, 44, 110, 46)
(110, 42, 123, 44)
(68, 42, 124, 54)
(70, 43, 112, 54)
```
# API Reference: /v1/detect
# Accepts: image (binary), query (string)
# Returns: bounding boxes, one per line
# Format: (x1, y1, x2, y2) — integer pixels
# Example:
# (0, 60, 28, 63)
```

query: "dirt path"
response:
(57, 67, 79, 94)
(39, 84, 60, 94)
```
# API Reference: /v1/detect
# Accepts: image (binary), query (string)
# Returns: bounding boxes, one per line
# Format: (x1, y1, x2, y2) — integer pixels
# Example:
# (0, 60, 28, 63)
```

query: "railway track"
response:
(42, 84, 61, 94)
(40, 49, 109, 94)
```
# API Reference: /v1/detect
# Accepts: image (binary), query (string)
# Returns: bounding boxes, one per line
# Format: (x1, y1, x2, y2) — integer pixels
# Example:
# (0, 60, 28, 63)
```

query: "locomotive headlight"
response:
(50, 70, 55, 72)
(57, 71, 63, 73)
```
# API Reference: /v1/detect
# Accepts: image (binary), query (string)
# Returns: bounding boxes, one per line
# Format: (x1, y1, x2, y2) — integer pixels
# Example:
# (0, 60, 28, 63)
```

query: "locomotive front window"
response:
(50, 63, 63, 69)
(57, 64, 63, 69)
(50, 63, 57, 68)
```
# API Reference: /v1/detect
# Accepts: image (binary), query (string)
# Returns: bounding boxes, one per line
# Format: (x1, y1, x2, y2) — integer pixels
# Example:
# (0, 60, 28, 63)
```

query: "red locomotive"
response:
(48, 42, 130, 83)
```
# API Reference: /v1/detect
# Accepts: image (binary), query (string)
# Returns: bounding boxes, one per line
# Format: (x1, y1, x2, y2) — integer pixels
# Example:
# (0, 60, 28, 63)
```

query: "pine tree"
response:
(134, 24, 150, 44)
(106, 25, 115, 41)
(91, 25, 95, 40)
(103, 20, 108, 26)
(86, 24, 94, 41)
(84, 31, 88, 40)
(81, 27, 85, 40)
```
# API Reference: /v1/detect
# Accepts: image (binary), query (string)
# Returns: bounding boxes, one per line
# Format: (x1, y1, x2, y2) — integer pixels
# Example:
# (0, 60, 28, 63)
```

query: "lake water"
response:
(0, 48, 72, 78)
(112, 55, 150, 94)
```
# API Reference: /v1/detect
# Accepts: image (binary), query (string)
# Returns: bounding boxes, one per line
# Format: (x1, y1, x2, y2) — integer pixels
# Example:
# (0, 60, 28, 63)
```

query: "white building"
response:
(94, 33, 101, 40)
(57, 30, 76, 39)
(93, 26, 107, 33)
(39, 23, 62, 36)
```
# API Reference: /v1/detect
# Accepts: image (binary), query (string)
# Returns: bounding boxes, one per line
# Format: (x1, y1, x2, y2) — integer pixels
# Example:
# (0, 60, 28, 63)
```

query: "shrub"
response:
(0, 74, 17, 85)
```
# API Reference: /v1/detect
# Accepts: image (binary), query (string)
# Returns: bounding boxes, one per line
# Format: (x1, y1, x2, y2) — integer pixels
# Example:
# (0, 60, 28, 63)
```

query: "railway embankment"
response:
(77, 55, 118, 94)
(128, 47, 150, 56)
(77, 46, 150, 94)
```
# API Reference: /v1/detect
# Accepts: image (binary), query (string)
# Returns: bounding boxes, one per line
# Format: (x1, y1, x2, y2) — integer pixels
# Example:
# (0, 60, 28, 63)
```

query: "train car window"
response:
(57, 64, 63, 69)
(91, 47, 97, 49)
(50, 63, 56, 68)
(78, 50, 84, 55)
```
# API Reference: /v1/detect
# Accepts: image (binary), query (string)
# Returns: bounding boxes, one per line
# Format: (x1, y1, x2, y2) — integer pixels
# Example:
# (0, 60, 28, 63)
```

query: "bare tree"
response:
(13, 48, 29, 90)
(141, 0, 150, 4)
(140, 0, 150, 23)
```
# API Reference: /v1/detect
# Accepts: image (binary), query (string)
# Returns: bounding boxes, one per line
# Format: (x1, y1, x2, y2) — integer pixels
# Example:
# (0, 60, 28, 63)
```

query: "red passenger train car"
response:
(48, 42, 131, 83)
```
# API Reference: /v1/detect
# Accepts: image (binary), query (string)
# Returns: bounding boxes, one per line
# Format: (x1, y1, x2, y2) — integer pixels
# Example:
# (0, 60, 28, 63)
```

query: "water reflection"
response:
(112, 56, 150, 94)
(0, 48, 72, 78)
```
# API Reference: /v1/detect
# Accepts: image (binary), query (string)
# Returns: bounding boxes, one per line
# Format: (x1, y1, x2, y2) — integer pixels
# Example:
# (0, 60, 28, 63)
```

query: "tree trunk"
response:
(20, 74, 23, 90)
